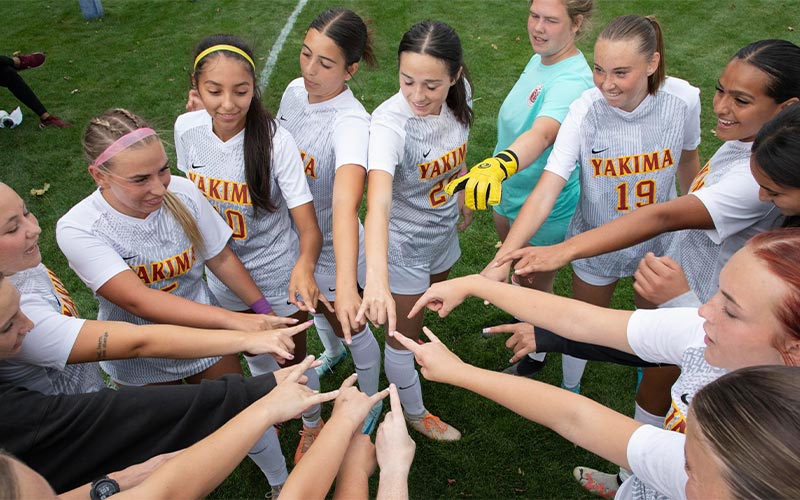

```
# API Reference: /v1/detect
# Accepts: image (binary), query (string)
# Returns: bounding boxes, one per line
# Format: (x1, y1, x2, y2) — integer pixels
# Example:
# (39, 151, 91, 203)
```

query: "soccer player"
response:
(56, 109, 293, 497)
(175, 35, 329, 468)
(448, 0, 595, 378)
(276, 8, 382, 434)
(409, 225, 800, 499)
(499, 39, 800, 308)
(357, 21, 472, 441)
(481, 16, 701, 434)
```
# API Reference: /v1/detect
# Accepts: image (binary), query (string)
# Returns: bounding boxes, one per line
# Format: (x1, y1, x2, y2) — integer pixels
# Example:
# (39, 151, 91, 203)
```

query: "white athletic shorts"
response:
(572, 266, 619, 287)
(388, 235, 461, 295)
(315, 250, 367, 302)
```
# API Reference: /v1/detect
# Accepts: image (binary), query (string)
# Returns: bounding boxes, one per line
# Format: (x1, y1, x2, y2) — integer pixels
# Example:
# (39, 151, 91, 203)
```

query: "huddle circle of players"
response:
(4, 2, 800, 499)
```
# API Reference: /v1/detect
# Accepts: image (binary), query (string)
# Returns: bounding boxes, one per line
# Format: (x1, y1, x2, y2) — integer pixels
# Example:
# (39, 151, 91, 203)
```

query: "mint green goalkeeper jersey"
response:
(494, 51, 592, 246)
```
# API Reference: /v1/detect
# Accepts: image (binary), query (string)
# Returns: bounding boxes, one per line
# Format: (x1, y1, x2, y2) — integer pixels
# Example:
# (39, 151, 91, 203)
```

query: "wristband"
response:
(495, 149, 519, 178)
(250, 297, 274, 315)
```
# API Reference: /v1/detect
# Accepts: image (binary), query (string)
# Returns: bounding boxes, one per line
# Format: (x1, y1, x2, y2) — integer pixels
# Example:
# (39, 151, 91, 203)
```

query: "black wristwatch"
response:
(89, 476, 120, 500)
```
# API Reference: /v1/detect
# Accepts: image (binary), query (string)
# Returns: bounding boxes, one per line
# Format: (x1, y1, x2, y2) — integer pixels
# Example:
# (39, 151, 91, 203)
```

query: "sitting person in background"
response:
(0, 52, 72, 128)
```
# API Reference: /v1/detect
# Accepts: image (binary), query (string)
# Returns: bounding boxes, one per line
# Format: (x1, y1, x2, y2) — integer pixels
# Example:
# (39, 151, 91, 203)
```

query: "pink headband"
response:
(91, 128, 157, 168)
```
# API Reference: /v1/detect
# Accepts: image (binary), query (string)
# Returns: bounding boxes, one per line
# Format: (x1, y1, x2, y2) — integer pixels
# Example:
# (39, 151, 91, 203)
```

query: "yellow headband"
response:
(193, 44, 255, 71)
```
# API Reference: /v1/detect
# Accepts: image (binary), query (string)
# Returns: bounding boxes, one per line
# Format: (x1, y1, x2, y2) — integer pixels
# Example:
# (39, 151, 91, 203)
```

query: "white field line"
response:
(259, 0, 308, 92)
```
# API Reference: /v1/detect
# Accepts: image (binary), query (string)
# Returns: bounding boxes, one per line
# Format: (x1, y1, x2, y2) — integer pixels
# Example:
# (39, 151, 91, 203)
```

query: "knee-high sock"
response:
(313, 313, 345, 357)
(244, 353, 280, 378)
(384, 344, 425, 418)
(510, 276, 546, 362)
(347, 324, 381, 396)
(562, 354, 587, 389)
(248, 428, 288, 486)
(301, 367, 321, 426)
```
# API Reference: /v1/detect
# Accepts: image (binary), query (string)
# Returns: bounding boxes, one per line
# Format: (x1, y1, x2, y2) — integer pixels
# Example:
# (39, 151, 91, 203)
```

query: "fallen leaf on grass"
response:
(515, 36, 521, 41)
(491, 43, 498, 50)
(447, 479, 457, 485)
(71, 88, 80, 94)
(789, 26, 795, 31)
(495, 241, 503, 248)
(63, 76, 71, 81)
(30, 183, 50, 196)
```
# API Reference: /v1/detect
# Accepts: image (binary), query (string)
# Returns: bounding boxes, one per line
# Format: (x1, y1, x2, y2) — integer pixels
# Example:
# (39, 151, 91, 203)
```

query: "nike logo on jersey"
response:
(328, 287, 336, 292)
(191, 163, 206, 169)
(121, 255, 137, 261)
(591, 147, 609, 154)
(423, 149, 432, 158)
(279, 115, 287, 121)
(680, 393, 691, 405)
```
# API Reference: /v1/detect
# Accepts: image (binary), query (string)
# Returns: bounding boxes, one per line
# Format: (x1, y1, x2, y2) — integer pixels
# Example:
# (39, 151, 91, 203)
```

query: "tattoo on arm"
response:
(96, 332, 109, 360)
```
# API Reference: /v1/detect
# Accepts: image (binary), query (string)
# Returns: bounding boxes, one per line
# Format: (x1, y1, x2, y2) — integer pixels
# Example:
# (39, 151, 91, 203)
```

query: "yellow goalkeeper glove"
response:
(445, 149, 519, 210)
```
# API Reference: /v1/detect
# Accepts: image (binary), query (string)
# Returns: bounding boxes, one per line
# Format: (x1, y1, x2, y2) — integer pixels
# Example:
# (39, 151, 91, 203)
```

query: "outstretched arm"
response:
(96, 270, 289, 331)
(288, 201, 331, 314)
(117, 357, 338, 500)
(501, 192, 714, 275)
(411, 274, 634, 354)
(392, 329, 640, 470)
(480, 171, 567, 282)
(281, 375, 389, 499)
(358, 170, 396, 333)
(67, 319, 312, 365)
(333, 164, 368, 342)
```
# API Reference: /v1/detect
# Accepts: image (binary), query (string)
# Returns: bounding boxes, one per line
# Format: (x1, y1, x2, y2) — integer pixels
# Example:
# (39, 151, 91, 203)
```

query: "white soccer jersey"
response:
(667, 140, 781, 302)
(56, 176, 230, 385)
(278, 78, 369, 276)
(625, 307, 728, 500)
(3, 264, 104, 395)
(368, 91, 470, 268)
(175, 110, 313, 309)
(546, 78, 701, 278)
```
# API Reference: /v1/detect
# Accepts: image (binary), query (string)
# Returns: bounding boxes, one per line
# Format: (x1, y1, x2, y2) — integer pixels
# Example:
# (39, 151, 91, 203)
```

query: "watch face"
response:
(92, 478, 120, 500)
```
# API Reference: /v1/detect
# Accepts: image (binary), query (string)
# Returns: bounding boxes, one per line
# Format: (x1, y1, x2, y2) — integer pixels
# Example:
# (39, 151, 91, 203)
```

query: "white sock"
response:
(244, 353, 280, 378)
(313, 313, 345, 357)
(348, 324, 381, 396)
(633, 401, 665, 427)
(561, 354, 586, 389)
(511, 277, 547, 363)
(248, 428, 288, 487)
(301, 367, 321, 426)
(384, 344, 425, 417)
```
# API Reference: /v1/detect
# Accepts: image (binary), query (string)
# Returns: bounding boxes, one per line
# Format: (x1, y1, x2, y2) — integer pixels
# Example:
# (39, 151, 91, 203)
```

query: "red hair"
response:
(746, 228, 800, 355)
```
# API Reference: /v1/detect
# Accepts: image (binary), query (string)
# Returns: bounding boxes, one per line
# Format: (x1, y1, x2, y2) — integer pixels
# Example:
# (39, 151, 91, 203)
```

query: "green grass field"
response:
(2, 0, 798, 498)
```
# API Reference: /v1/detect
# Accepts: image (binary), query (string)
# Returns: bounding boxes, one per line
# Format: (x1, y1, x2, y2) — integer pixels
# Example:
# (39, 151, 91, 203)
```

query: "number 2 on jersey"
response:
(615, 179, 656, 212)
(429, 172, 461, 208)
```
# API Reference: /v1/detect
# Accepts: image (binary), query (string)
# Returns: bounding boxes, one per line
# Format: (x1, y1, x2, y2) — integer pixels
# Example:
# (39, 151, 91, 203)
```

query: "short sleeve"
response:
(691, 168, 776, 244)
(272, 126, 314, 209)
(14, 293, 85, 369)
(537, 77, 591, 124)
(367, 96, 408, 176)
(626, 425, 688, 500)
(682, 88, 701, 151)
(543, 92, 590, 180)
(332, 111, 370, 170)
(627, 308, 705, 365)
(56, 211, 132, 293)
